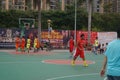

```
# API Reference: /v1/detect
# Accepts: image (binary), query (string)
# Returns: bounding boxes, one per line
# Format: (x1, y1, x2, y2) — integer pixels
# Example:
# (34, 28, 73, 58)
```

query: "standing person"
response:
(26, 37, 31, 53)
(94, 37, 99, 55)
(33, 36, 40, 52)
(33, 36, 37, 52)
(104, 43, 108, 51)
(100, 34, 120, 80)
(36, 37, 40, 52)
(71, 34, 88, 67)
(21, 36, 26, 53)
(68, 36, 74, 57)
(29, 32, 34, 50)
(15, 36, 20, 52)
(39, 41, 44, 51)
(100, 44, 105, 54)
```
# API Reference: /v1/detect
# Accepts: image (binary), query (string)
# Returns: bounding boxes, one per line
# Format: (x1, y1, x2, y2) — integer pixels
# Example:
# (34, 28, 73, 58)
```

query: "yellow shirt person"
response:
(26, 37, 31, 53)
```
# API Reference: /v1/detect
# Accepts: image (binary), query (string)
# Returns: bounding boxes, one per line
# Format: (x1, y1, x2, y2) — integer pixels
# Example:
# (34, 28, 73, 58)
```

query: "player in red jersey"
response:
(68, 36, 74, 57)
(71, 34, 88, 67)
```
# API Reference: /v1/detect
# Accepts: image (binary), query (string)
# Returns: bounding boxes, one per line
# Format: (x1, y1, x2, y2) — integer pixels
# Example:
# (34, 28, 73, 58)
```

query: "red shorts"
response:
(69, 46, 74, 52)
(21, 45, 25, 49)
(74, 49, 85, 59)
(16, 44, 19, 49)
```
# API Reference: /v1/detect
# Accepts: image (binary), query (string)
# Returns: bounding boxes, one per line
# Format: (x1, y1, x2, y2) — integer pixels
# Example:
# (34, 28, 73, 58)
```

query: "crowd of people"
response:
(92, 37, 108, 55)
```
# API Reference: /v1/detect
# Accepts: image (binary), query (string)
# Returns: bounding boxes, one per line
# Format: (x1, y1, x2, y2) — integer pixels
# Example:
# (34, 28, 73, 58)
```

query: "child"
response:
(26, 37, 31, 53)
(15, 36, 20, 52)
(21, 36, 26, 53)
(33, 36, 37, 52)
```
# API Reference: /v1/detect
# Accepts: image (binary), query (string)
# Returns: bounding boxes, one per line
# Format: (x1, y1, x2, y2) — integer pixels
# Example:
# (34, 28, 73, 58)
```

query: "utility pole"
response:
(74, 0, 77, 45)
(88, 0, 92, 45)
(38, 0, 41, 42)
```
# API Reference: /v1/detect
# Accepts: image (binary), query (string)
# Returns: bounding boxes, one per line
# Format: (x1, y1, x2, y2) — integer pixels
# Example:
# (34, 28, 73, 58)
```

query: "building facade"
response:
(1, 0, 26, 10)
(0, 0, 75, 11)
(92, 0, 120, 13)
(1, 0, 120, 13)
(0, 0, 66, 11)
(92, 0, 100, 13)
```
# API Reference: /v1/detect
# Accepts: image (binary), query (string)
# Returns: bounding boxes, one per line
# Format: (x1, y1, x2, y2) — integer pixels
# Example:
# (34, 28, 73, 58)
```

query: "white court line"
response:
(41, 60, 95, 65)
(104, 77, 108, 80)
(0, 61, 42, 64)
(46, 73, 99, 80)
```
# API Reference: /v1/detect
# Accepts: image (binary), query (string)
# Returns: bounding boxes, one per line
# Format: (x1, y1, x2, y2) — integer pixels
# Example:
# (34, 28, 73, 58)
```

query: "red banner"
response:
(76, 31, 97, 44)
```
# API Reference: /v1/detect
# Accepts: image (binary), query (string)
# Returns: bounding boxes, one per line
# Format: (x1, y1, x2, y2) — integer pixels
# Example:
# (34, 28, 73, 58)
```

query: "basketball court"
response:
(0, 49, 105, 80)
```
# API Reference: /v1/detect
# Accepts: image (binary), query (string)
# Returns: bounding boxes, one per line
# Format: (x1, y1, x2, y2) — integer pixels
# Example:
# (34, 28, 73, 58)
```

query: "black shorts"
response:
(107, 75, 120, 80)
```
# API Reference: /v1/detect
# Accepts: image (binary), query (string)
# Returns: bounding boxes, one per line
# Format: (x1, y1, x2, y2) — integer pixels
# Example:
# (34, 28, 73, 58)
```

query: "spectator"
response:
(100, 44, 105, 54)
(94, 37, 99, 55)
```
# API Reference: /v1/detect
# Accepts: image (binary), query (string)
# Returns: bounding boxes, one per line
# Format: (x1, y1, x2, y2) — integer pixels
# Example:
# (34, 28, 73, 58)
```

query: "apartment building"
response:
(0, 0, 65, 11)
(0, 0, 49, 10)
(92, 0, 120, 13)
(117, 0, 120, 12)
(0, 0, 75, 11)
(1, 0, 26, 10)
(92, 0, 100, 13)
(1, 0, 120, 13)
(113, 0, 120, 13)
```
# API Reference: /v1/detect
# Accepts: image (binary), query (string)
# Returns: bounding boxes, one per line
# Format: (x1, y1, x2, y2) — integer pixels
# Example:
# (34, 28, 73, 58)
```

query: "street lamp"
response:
(47, 19, 52, 39)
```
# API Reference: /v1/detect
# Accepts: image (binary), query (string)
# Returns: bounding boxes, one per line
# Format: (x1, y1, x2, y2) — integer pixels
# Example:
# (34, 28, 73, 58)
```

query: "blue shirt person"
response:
(100, 38, 120, 80)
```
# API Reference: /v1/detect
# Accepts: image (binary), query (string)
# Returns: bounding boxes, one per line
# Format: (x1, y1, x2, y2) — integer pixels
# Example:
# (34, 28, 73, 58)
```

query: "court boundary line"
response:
(46, 73, 99, 80)
(0, 61, 42, 64)
(42, 59, 95, 65)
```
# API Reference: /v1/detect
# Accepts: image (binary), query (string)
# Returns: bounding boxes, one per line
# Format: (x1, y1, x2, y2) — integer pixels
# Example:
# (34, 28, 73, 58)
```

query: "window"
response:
(97, 9, 99, 12)
(97, 1, 99, 4)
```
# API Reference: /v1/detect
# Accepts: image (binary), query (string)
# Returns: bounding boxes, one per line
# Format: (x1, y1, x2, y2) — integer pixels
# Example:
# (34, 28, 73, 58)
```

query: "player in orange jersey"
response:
(21, 36, 26, 53)
(15, 36, 20, 52)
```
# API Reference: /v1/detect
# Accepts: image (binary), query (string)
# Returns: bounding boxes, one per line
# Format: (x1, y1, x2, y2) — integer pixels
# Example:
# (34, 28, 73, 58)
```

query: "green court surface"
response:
(0, 50, 105, 80)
